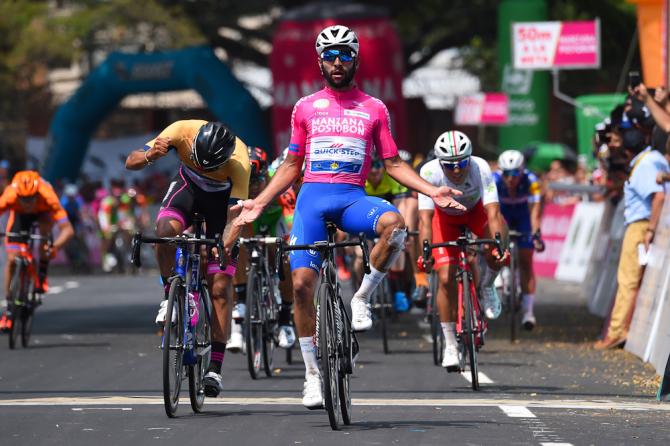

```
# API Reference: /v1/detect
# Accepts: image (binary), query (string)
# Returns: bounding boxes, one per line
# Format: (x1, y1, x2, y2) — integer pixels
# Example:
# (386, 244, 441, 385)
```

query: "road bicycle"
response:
(239, 235, 281, 379)
(1, 230, 52, 349)
(423, 228, 502, 390)
(501, 230, 545, 342)
(276, 222, 370, 430)
(131, 214, 222, 417)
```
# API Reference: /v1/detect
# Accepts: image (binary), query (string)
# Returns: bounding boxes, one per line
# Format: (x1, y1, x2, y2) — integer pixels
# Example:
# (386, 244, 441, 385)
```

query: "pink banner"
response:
(455, 93, 508, 126)
(513, 20, 600, 70)
(533, 203, 576, 277)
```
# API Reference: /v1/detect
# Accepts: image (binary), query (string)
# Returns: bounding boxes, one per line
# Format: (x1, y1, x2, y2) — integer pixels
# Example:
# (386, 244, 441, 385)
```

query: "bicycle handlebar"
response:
(131, 232, 226, 270)
(275, 233, 370, 281)
(422, 232, 504, 272)
(239, 236, 281, 245)
(0, 232, 53, 243)
(507, 230, 546, 252)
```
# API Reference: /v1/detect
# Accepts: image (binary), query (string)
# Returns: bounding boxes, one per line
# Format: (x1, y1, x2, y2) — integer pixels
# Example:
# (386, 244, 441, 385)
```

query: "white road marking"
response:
(1, 396, 667, 412)
(71, 407, 132, 411)
(48, 286, 64, 295)
(460, 371, 494, 384)
(499, 405, 536, 418)
(64, 281, 80, 289)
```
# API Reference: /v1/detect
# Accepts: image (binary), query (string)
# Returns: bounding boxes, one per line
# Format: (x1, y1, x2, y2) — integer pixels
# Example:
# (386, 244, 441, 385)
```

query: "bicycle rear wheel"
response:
(429, 272, 443, 366)
(379, 280, 390, 354)
(462, 272, 479, 391)
(318, 282, 341, 430)
(163, 277, 185, 417)
(262, 274, 278, 378)
(189, 284, 211, 413)
(245, 265, 263, 379)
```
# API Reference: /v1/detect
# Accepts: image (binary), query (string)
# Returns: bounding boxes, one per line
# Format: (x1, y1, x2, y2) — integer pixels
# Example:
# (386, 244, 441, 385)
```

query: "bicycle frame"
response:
(422, 229, 503, 381)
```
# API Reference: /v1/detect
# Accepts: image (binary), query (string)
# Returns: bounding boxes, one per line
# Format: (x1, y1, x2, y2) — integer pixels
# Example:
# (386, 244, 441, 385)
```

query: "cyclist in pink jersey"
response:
(233, 25, 464, 409)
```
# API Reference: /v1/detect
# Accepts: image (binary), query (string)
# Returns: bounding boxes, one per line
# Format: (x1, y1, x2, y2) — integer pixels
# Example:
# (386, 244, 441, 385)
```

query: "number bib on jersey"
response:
(309, 136, 367, 175)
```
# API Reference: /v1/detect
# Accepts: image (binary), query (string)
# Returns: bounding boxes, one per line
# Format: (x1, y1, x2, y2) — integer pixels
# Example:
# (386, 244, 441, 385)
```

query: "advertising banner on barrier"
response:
(454, 93, 509, 126)
(626, 194, 670, 373)
(512, 20, 600, 70)
(533, 203, 576, 277)
(587, 201, 625, 318)
(555, 202, 605, 282)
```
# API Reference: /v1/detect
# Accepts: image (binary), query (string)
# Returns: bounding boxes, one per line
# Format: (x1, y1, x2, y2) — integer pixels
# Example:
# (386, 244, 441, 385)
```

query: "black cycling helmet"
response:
(248, 146, 269, 178)
(192, 122, 236, 171)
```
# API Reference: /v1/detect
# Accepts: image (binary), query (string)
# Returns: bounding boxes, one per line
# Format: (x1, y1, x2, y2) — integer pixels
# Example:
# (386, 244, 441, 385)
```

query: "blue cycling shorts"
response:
(290, 182, 399, 272)
(501, 208, 533, 249)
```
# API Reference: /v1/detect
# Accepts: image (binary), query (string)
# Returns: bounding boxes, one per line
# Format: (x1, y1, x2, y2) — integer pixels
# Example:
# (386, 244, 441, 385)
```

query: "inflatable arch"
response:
(44, 46, 269, 181)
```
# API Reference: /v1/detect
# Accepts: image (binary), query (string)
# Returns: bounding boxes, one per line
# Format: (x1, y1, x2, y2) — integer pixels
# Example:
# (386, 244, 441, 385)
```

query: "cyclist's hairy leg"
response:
(370, 211, 407, 272)
(209, 273, 234, 343)
(518, 248, 536, 295)
(155, 217, 184, 280)
(436, 264, 458, 323)
(292, 268, 318, 338)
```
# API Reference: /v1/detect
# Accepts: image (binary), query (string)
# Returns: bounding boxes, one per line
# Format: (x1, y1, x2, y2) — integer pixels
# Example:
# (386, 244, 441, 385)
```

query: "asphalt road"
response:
(0, 274, 668, 446)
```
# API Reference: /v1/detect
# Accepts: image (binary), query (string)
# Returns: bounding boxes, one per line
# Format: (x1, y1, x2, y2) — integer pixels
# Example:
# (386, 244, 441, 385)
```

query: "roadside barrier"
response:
(585, 200, 625, 318)
(625, 193, 670, 379)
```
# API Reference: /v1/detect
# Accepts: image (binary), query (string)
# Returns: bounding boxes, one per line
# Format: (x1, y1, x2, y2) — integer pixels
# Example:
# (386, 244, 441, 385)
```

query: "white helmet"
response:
(315, 25, 359, 56)
(498, 150, 525, 171)
(433, 131, 472, 161)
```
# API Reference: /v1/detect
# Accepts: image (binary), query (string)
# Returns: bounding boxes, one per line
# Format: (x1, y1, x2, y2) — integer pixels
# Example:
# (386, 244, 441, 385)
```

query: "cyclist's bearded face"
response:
(319, 47, 358, 89)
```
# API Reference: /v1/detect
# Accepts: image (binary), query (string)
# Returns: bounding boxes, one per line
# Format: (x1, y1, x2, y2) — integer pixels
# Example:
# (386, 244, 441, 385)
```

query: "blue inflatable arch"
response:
(44, 46, 269, 181)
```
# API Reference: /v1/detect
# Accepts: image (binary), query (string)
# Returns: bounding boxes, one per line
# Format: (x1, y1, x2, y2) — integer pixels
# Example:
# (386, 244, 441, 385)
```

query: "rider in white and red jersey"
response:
(232, 25, 464, 409)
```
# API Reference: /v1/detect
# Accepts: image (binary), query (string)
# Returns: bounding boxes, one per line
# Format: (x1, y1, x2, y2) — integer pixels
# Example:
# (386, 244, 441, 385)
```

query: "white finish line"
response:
(0, 396, 667, 412)
(499, 405, 536, 418)
(461, 371, 494, 384)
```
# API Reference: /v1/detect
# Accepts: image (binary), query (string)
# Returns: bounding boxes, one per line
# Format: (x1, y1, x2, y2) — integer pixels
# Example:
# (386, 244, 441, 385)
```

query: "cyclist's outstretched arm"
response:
(232, 153, 303, 226)
(53, 219, 75, 251)
(384, 156, 464, 211)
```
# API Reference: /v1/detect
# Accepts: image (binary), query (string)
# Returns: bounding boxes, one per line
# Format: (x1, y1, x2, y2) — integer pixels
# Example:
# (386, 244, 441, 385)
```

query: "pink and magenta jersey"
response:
(288, 86, 399, 186)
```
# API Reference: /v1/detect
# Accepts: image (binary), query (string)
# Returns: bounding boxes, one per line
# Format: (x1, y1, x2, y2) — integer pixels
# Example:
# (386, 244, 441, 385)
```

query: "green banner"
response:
(498, 0, 549, 151)
(575, 93, 626, 159)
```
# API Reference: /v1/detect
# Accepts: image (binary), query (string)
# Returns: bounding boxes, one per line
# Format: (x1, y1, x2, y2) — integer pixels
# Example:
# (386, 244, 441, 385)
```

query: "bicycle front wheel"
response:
(189, 283, 212, 413)
(21, 301, 35, 348)
(8, 262, 26, 350)
(245, 265, 263, 379)
(318, 282, 341, 430)
(338, 295, 353, 425)
(163, 277, 185, 417)
(462, 273, 479, 391)
(508, 247, 520, 343)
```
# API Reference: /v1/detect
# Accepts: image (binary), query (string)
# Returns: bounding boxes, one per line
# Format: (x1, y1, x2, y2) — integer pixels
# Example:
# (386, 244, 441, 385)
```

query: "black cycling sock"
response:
(278, 303, 292, 326)
(234, 284, 247, 303)
(209, 342, 226, 374)
(161, 276, 170, 286)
